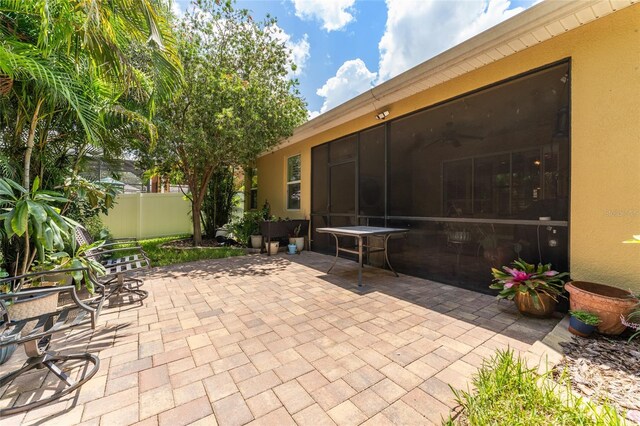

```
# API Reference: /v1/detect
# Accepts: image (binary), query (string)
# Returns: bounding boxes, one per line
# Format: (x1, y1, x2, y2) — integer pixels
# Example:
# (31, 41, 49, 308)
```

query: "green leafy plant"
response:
(0, 267, 8, 293)
(142, 0, 307, 246)
(445, 349, 626, 425)
(202, 166, 238, 237)
(60, 176, 118, 217)
(0, 177, 78, 274)
(230, 211, 263, 246)
(290, 224, 302, 238)
(621, 298, 640, 343)
(569, 310, 601, 326)
(137, 235, 243, 267)
(490, 258, 569, 308)
(50, 236, 107, 294)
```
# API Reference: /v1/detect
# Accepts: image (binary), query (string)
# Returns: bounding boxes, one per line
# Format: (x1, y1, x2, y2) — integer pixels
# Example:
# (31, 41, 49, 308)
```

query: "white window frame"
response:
(286, 154, 301, 211)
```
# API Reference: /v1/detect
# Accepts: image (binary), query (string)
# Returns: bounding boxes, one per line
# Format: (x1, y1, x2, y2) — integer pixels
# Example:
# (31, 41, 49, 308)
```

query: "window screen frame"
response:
(286, 154, 302, 211)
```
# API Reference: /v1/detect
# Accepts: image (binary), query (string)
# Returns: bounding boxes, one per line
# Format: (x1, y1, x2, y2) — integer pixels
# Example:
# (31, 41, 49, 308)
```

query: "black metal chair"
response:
(0, 268, 103, 416)
(74, 227, 150, 303)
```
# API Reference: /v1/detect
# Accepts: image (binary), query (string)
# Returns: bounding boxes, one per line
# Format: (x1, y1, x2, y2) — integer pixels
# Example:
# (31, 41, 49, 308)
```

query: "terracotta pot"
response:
(514, 291, 557, 318)
(565, 281, 637, 335)
(42, 271, 73, 286)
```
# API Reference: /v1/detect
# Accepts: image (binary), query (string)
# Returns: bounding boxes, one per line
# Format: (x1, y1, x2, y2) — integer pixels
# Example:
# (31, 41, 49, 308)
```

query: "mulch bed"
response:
(556, 335, 640, 423)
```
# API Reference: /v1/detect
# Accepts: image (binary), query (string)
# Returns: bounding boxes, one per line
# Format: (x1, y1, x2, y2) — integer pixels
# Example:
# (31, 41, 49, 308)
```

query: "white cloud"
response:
(308, 110, 321, 120)
(171, 0, 183, 18)
(378, 0, 524, 83)
(268, 25, 311, 77)
(316, 59, 376, 113)
(292, 0, 356, 32)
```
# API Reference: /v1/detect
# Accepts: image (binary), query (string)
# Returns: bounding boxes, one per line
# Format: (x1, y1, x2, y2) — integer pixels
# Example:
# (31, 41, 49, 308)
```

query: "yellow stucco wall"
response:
(257, 5, 640, 291)
(101, 193, 193, 239)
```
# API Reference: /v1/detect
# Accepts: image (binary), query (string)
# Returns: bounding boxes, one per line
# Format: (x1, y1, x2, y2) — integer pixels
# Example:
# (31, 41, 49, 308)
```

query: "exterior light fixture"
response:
(375, 110, 389, 120)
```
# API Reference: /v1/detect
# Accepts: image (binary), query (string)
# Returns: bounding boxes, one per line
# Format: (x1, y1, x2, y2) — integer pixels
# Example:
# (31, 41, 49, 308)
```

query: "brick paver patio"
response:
(1, 252, 558, 425)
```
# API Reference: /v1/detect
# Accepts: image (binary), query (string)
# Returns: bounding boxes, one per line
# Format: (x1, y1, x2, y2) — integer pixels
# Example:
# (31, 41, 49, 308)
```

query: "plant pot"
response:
(514, 292, 557, 318)
(0, 344, 17, 365)
(287, 244, 297, 255)
(250, 235, 263, 249)
(289, 237, 304, 252)
(568, 316, 597, 337)
(266, 242, 279, 255)
(42, 271, 73, 286)
(7, 291, 59, 337)
(565, 281, 637, 335)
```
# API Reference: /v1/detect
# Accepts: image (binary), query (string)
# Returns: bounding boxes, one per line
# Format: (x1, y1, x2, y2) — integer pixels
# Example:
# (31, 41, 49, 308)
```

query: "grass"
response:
(444, 349, 626, 426)
(136, 235, 245, 267)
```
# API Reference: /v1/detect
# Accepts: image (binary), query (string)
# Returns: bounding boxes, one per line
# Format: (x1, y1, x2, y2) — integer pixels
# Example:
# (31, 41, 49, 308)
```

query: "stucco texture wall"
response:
(101, 193, 193, 239)
(257, 5, 640, 291)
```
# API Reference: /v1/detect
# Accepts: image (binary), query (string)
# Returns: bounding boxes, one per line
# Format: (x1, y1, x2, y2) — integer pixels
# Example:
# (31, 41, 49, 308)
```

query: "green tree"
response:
(0, 0, 182, 188)
(149, 0, 307, 245)
(202, 166, 237, 237)
(0, 0, 182, 273)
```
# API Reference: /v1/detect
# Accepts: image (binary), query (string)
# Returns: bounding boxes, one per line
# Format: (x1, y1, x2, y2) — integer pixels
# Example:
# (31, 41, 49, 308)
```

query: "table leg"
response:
(358, 236, 363, 287)
(327, 233, 340, 274)
(383, 234, 399, 277)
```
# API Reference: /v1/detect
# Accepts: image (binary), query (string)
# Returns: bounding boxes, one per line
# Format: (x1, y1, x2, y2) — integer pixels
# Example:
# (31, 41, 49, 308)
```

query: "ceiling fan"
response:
(428, 121, 484, 148)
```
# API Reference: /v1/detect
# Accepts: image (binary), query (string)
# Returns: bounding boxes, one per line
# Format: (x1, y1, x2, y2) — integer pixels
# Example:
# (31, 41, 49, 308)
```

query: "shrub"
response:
(445, 349, 626, 425)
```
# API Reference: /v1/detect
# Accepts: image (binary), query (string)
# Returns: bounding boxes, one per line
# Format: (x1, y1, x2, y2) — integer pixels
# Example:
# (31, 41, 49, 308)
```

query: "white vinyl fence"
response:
(100, 193, 193, 239)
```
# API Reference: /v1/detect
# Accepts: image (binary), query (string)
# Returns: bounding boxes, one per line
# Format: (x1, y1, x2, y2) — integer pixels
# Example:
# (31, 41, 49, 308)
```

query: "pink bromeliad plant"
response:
(490, 258, 569, 308)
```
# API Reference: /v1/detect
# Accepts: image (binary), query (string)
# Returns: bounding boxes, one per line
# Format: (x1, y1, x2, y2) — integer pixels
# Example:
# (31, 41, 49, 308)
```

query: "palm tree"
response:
(0, 0, 182, 187)
(0, 0, 183, 273)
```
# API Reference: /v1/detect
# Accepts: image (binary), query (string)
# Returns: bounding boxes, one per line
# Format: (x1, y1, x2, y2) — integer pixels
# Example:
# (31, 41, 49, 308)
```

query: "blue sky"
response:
(172, 0, 539, 118)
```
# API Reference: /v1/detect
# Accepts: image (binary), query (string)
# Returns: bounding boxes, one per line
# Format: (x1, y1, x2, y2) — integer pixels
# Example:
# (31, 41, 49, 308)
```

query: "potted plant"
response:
(51, 236, 107, 295)
(490, 258, 568, 318)
(568, 310, 601, 337)
(0, 267, 16, 365)
(248, 211, 264, 249)
(250, 233, 263, 249)
(230, 212, 263, 249)
(289, 224, 304, 252)
(287, 242, 297, 255)
(0, 177, 76, 275)
(31, 257, 73, 286)
(565, 281, 637, 335)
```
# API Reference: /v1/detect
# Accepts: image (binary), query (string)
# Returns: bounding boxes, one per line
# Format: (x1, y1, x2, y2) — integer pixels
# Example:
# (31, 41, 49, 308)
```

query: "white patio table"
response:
(315, 226, 408, 287)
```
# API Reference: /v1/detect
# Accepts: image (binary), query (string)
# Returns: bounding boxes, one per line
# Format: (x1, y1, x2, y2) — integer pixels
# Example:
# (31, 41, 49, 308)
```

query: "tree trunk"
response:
(243, 170, 252, 211)
(20, 228, 30, 275)
(192, 200, 203, 247)
(23, 98, 44, 189)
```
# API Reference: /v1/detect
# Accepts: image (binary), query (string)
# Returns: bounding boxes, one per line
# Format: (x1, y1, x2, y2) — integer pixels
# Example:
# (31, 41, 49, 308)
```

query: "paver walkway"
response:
(1, 252, 559, 425)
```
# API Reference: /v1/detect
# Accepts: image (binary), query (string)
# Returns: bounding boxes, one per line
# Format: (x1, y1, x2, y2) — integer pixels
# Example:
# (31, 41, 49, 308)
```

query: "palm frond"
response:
(0, 42, 103, 142)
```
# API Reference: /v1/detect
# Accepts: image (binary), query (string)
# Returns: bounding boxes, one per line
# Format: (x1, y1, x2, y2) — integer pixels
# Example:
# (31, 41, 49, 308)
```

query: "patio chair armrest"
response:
(0, 267, 94, 292)
(85, 246, 145, 257)
(96, 241, 141, 250)
(107, 237, 138, 243)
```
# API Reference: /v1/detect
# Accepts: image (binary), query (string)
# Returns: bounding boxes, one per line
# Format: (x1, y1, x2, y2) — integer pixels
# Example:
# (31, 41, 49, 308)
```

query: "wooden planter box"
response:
(260, 220, 309, 255)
